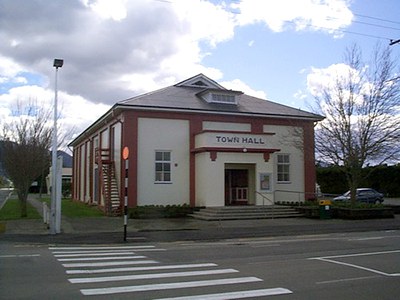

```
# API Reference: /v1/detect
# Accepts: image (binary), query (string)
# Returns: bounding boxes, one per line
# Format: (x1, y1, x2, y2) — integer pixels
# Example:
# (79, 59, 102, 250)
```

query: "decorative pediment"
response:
(175, 74, 226, 90)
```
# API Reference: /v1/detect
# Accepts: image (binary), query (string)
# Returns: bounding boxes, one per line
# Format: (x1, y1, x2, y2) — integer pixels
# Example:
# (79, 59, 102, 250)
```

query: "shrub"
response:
(128, 204, 193, 219)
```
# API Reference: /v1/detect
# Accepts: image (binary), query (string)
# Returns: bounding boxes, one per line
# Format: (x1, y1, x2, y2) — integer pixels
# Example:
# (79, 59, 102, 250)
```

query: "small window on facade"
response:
(155, 151, 171, 183)
(211, 93, 236, 104)
(277, 154, 290, 182)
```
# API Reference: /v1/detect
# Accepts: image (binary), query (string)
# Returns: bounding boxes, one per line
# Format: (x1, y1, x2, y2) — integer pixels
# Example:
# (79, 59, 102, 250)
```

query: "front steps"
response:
(190, 205, 304, 221)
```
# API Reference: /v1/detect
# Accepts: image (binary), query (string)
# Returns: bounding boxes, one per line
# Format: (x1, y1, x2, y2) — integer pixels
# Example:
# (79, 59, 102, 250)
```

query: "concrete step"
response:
(190, 206, 304, 221)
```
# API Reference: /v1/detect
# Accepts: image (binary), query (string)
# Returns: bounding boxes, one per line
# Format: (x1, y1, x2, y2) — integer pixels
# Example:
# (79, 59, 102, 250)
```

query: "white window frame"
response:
(277, 154, 290, 183)
(155, 150, 172, 183)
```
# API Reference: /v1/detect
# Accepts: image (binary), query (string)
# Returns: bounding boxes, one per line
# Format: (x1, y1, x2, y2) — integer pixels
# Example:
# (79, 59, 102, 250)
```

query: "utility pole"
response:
(50, 59, 63, 235)
(389, 39, 400, 46)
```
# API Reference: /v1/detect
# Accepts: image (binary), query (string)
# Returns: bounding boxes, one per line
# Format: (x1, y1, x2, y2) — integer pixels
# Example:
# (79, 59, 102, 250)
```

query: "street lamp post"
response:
(50, 59, 63, 235)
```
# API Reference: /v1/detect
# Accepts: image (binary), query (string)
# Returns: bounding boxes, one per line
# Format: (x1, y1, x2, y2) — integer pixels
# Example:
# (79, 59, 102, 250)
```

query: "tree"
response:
(1, 101, 52, 217)
(314, 44, 400, 205)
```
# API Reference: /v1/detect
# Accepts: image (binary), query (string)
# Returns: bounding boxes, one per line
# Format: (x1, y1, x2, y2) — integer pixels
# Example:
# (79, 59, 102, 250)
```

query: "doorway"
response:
(225, 169, 249, 205)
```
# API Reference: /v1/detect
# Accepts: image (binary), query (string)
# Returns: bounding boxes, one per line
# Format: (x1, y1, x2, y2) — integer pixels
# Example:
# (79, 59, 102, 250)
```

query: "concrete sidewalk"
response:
(1, 194, 400, 244)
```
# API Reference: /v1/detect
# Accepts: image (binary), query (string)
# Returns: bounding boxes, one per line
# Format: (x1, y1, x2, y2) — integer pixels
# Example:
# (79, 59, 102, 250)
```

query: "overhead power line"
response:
(354, 13, 400, 26)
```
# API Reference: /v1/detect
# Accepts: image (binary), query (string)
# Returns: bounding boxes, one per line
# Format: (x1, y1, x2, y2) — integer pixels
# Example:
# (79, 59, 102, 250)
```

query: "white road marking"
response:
(52, 249, 141, 254)
(54, 252, 136, 257)
(310, 249, 400, 260)
(69, 268, 239, 284)
(316, 275, 381, 285)
(80, 277, 263, 296)
(62, 260, 158, 268)
(57, 255, 146, 262)
(49, 245, 155, 250)
(309, 249, 400, 277)
(52, 248, 165, 254)
(154, 288, 293, 300)
(66, 263, 218, 274)
(348, 237, 385, 241)
(0, 254, 40, 258)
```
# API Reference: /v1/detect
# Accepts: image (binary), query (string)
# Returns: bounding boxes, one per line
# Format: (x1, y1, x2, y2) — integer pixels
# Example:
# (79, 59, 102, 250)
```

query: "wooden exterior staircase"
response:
(96, 148, 121, 216)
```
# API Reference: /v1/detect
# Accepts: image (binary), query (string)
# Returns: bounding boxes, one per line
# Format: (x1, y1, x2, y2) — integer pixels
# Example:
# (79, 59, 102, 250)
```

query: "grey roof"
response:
(117, 74, 323, 120)
(69, 74, 323, 147)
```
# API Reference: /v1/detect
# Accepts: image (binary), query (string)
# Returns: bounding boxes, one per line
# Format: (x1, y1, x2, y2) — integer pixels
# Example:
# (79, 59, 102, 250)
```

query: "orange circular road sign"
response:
(122, 146, 129, 160)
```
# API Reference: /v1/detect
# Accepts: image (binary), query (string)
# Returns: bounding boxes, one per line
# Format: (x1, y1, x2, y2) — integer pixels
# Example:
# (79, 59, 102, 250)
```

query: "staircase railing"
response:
(95, 148, 120, 216)
(255, 191, 275, 219)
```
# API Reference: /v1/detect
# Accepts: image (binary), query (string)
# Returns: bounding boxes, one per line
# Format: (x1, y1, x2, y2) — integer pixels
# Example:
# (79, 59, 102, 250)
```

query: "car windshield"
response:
(343, 191, 350, 196)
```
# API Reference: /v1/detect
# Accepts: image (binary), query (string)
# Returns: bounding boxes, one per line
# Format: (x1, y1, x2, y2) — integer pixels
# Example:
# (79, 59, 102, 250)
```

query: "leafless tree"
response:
(314, 44, 400, 205)
(1, 101, 52, 217)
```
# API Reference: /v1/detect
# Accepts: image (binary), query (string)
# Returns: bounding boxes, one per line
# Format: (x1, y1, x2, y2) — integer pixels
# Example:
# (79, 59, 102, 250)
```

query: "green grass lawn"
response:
(0, 196, 104, 220)
(39, 198, 104, 218)
(0, 198, 41, 220)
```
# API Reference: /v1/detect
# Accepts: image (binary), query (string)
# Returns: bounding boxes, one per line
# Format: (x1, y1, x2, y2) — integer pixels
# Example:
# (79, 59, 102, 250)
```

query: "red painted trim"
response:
(78, 145, 83, 201)
(71, 148, 76, 200)
(210, 151, 217, 161)
(199, 129, 276, 135)
(192, 147, 280, 154)
(89, 139, 94, 204)
(192, 147, 280, 163)
(303, 122, 317, 200)
(122, 112, 138, 207)
(189, 116, 202, 207)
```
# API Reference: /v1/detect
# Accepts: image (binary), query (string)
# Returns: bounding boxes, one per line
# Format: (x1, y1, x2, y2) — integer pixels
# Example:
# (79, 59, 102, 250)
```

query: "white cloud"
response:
(0, 84, 110, 148)
(82, 0, 128, 21)
(306, 63, 356, 97)
(232, 0, 353, 34)
(293, 89, 308, 100)
(221, 79, 267, 99)
(0, 0, 355, 141)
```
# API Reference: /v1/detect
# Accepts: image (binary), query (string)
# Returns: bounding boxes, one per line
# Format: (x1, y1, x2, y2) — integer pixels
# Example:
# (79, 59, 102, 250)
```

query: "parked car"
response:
(333, 188, 384, 204)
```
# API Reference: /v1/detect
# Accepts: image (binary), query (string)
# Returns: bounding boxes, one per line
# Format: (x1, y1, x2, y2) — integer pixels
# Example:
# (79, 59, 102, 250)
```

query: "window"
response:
(211, 93, 236, 104)
(277, 154, 290, 182)
(155, 151, 171, 183)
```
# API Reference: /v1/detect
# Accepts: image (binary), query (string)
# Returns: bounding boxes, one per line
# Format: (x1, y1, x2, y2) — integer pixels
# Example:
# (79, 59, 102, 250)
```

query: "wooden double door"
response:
(225, 169, 249, 205)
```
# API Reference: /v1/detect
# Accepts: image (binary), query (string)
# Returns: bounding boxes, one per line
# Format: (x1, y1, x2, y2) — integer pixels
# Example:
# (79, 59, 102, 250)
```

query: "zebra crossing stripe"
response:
(57, 255, 146, 262)
(49, 245, 155, 250)
(69, 268, 239, 284)
(54, 252, 135, 257)
(154, 288, 293, 300)
(51, 248, 165, 254)
(66, 263, 218, 274)
(81, 277, 263, 296)
(62, 260, 158, 268)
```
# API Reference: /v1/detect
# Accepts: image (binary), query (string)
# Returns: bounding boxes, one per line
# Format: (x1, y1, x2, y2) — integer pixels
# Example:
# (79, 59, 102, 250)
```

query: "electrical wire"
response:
(354, 13, 400, 26)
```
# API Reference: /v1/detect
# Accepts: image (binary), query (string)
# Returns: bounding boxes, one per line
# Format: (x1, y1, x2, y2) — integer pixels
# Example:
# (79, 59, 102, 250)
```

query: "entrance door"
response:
(225, 169, 249, 205)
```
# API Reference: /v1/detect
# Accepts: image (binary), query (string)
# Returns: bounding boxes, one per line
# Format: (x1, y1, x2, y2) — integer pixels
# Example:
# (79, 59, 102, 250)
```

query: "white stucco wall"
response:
(137, 118, 190, 206)
(195, 122, 305, 206)
(195, 152, 274, 207)
(265, 125, 305, 202)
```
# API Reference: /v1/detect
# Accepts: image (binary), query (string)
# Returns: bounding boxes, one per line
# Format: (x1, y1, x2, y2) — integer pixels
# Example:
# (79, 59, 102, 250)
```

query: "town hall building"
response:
(69, 74, 323, 215)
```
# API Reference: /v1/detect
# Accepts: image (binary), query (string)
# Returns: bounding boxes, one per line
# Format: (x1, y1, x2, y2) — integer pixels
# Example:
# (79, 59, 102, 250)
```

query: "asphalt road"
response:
(1, 229, 399, 299)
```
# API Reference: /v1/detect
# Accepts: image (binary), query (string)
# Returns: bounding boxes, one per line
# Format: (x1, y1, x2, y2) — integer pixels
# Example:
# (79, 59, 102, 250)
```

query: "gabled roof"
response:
(175, 73, 226, 89)
(118, 73, 323, 120)
(70, 74, 323, 146)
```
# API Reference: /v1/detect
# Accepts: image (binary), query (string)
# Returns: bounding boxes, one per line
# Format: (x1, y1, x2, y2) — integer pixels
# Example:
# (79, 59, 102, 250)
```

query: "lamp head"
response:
(53, 59, 64, 68)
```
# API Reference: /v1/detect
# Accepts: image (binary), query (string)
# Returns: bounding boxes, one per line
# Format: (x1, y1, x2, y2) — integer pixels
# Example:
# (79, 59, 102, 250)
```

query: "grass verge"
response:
(0, 198, 41, 220)
(39, 198, 104, 218)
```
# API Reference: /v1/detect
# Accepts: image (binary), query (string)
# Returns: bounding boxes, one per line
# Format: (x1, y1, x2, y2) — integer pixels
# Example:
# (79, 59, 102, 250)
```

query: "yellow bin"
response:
(319, 200, 332, 219)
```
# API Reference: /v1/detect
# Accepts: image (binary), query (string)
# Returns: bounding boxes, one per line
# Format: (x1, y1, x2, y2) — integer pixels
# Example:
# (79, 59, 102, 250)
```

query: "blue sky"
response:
(0, 0, 399, 146)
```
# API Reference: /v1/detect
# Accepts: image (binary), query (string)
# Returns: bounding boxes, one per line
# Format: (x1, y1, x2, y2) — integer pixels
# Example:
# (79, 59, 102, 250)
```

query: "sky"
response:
(0, 0, 399, 150)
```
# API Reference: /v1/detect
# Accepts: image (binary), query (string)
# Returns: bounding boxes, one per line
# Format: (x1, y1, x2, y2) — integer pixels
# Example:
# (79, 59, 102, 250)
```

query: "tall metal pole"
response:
(50, 59, 63, 235)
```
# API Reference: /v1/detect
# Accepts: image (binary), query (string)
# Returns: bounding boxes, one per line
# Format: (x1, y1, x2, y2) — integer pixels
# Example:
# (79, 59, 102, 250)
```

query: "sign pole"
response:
(122, 146, 129, 242)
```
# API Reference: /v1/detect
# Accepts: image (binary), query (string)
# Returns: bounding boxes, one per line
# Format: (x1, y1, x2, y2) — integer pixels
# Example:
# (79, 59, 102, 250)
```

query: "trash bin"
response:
(319, 200, 332, 219)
